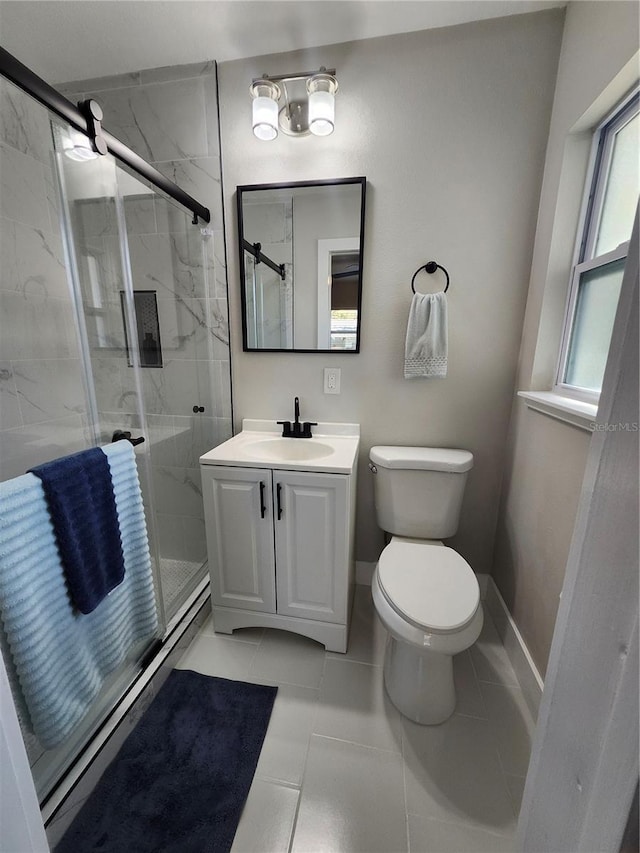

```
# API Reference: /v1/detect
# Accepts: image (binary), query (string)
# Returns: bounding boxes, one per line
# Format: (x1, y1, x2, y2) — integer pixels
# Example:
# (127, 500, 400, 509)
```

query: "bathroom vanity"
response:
(200, 421, 359, 652)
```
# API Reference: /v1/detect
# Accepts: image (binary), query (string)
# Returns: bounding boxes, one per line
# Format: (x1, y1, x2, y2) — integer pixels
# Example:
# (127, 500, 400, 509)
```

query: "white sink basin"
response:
(243, 438, 335, 462)
(200, 420, 360, 473)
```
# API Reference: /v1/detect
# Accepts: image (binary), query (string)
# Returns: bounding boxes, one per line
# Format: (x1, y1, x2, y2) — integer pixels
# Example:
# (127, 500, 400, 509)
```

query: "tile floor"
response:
(176, 586, 536, 853)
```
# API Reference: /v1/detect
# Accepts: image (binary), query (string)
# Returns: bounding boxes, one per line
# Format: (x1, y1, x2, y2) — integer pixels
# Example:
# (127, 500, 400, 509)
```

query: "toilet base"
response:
(383, 635, 456, 725)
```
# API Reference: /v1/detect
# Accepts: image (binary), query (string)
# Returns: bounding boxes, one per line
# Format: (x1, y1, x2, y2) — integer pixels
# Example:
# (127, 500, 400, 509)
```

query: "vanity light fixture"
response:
(249, 67, 338, 140)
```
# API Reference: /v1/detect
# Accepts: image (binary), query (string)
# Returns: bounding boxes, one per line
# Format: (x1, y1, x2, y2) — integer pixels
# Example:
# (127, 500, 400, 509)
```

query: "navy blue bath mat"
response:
(55, 670, 277, 853)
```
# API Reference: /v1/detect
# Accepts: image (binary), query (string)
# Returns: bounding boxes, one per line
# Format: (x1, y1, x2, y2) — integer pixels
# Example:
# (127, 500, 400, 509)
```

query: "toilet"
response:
(369, 446, 483, 725)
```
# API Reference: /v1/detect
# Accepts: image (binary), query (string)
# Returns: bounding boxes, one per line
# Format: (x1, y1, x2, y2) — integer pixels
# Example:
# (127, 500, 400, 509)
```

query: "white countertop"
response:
(199, 420, 360, 474)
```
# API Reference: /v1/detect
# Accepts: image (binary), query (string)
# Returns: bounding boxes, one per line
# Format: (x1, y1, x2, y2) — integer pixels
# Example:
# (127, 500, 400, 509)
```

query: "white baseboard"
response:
(485, 577, 544, 719)
(476, 572, 489, 600)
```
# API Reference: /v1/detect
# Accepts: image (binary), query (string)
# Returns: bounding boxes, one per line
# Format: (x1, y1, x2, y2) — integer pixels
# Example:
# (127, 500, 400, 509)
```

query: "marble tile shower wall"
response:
(0, 78, 89, 481)
(60, 63, 232, 563)
(243, 199, 293, 348)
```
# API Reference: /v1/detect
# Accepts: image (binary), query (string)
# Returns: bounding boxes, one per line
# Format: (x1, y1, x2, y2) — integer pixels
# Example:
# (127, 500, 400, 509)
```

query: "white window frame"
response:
(554, 86, 639, 404)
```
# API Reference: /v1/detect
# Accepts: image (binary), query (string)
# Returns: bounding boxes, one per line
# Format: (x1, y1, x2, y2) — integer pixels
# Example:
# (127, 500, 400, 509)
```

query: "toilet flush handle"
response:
(368, 463, 377, 474)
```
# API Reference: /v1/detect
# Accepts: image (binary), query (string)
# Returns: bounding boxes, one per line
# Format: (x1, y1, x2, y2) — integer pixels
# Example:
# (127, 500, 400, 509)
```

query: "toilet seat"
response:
(377, 539, 480, 634)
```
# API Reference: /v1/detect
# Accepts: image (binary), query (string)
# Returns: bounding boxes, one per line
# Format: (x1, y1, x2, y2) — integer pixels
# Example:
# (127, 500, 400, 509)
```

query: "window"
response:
(556, 89, 639, 401)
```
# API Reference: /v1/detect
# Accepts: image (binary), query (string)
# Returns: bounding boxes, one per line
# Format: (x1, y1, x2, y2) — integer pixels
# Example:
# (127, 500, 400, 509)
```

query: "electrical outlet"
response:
(324, 367, 341, 394)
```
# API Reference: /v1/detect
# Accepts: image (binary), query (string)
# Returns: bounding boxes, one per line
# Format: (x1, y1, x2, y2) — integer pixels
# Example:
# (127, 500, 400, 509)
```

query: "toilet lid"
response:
(378, 540, 480, 633)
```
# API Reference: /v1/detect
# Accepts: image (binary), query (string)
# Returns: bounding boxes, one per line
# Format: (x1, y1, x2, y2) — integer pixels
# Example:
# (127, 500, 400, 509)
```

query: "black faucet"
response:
(277, 396, 317, 438)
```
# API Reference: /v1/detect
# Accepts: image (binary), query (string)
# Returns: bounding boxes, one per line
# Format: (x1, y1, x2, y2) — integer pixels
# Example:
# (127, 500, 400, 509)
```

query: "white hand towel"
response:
(404, 291, 448, 378)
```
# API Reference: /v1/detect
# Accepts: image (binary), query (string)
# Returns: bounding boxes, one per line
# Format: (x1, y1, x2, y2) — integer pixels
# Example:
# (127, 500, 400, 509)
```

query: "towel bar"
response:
(411, 261, 450, 294)
(112, 430, 145, 447)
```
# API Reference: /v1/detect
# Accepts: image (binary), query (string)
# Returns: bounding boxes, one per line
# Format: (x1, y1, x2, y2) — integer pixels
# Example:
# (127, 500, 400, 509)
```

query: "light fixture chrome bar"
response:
(252, 67, 336, 85)
(250, 66, 338, 140)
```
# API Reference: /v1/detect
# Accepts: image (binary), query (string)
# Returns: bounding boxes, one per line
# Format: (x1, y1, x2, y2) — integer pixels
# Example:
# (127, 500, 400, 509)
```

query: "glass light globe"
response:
(252, 96, 278, 141)
(308, 90, 335, 136)
(307, 73, 338, 137)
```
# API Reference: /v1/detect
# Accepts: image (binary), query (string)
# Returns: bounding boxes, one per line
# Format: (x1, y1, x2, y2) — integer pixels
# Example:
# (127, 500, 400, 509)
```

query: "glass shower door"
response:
(117, 171, 229, 621)
(0, 77, 225, 803)
(53, 122, 226, 626)
(243, 251, 292, 349)
(16, 123, 168, 802)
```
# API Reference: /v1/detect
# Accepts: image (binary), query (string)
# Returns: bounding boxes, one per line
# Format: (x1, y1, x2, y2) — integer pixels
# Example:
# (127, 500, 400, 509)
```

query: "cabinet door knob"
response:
(259, 481, 266, 518)
(276, 483, 283, 520)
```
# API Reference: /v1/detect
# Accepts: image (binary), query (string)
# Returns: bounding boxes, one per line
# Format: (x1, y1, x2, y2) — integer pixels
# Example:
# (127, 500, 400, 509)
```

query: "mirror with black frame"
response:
(237, 177, 366, 352)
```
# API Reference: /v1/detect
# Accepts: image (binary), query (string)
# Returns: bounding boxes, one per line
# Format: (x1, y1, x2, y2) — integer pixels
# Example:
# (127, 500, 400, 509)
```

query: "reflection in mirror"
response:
(237, 178, 366, 352)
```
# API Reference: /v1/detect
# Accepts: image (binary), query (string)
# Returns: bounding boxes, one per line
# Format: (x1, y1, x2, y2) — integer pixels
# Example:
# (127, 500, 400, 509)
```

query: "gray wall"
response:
(218, 10, 564, 574)
(493, 0, 640, 675)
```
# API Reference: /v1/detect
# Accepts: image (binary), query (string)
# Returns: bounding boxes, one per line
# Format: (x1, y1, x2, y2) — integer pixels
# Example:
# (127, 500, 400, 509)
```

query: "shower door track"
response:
(0, 46, 211, 224)
(41, 578, 211, 827)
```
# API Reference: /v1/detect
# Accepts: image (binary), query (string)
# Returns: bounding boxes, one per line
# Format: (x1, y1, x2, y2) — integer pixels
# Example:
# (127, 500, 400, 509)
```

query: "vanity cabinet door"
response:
(201, 466, 276, 613)
(273, 470, 349, 624)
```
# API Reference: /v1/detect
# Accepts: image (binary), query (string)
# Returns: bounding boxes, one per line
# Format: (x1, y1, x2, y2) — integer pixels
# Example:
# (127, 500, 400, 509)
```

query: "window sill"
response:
(517, 391, 597, 432)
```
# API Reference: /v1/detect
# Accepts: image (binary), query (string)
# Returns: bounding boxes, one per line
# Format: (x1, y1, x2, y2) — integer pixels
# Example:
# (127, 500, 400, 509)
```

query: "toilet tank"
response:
(369, 446, 473, 539)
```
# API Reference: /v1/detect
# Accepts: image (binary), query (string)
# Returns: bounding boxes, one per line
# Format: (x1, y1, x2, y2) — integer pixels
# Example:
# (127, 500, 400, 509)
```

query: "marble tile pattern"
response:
(171, 588, 534, 853)
(60, 63, 232, 565)
(0, 78, 91, 482)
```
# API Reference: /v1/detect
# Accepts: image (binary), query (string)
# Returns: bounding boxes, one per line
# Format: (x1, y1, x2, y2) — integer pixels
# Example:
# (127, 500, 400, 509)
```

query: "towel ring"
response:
(411, 261, 450, 294)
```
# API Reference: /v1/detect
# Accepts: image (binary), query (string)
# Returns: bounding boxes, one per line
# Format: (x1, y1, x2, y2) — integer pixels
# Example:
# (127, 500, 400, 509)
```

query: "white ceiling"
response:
(0, 0, 565, 84)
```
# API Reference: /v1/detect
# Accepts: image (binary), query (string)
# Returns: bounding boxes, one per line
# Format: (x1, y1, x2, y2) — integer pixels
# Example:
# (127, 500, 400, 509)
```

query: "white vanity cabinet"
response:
(200, 421, 359, 652)
(201, 466, 277, 614)
(273, 469, 348, 624)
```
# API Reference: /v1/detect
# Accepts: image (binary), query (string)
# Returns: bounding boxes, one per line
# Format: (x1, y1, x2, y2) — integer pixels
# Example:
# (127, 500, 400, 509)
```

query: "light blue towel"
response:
(0, 441, 158, 748)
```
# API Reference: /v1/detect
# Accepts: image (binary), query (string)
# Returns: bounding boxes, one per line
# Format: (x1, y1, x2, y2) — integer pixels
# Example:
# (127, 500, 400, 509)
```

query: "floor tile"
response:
(292, 735, 407, 853)
(175, 632, 257, 680)
(408, 813, 515, 853)
(200, 614, 265, 644)
(328, 584, 386, 665)
(253, 682, 319, 786)
(403, 712, 517, 836)
(170, 594, 533, 853)
(231, 779, 299, 853)
(314, 658, 403, 752)
(479, 681, 535, 777)
(470, 612, 520, 688)
(453, 649, 486, 719)
(248, 629, 326, 689)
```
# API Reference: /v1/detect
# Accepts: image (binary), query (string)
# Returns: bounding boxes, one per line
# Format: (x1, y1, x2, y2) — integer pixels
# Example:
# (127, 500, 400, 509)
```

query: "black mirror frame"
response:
(237, 176, 366, 353)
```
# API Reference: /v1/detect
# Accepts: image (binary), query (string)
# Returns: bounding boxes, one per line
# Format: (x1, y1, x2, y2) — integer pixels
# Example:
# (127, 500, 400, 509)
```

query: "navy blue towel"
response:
(29, 447, 125, 614)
